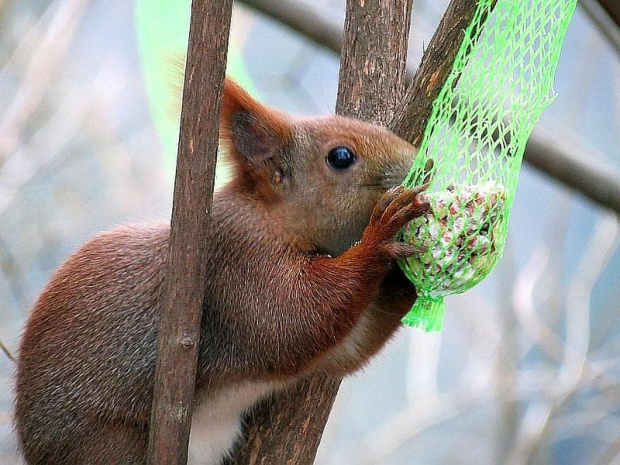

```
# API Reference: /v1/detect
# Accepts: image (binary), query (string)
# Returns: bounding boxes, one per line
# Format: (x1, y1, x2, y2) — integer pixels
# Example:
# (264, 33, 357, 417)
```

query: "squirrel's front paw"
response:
(362, 184, 430, 260)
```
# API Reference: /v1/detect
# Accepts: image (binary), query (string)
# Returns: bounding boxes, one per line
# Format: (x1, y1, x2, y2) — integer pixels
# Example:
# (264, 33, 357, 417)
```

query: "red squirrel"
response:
(14, 79, 428, 465)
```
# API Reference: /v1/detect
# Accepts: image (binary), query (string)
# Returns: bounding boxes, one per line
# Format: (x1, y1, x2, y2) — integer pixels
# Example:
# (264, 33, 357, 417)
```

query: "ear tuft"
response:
(220, 79, 291, 197)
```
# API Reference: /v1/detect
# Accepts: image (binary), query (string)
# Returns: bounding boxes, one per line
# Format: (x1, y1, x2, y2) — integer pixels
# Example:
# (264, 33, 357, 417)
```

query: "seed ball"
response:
(402, 182, 506, 296)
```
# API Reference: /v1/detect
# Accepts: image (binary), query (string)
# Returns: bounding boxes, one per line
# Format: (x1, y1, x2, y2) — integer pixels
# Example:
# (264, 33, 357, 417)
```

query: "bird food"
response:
(397, 0, 577, 331)
(401, 182, 506, 298)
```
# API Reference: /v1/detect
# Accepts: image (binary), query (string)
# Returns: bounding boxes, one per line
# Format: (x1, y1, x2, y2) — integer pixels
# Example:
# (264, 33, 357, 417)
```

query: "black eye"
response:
(327, 146, 357, 171)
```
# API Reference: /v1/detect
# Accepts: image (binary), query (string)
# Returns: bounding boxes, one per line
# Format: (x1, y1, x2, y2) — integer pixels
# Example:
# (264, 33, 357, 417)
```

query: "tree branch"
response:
(235, 0, 343, 54)
(336, 0, 414, 125)
(0, 0, 86, 162)
(230, 0, 414, 463)
(595, 0, 620, 30)
(0, 339, 15, 363)
(525, 127, 620, 213)
(238, 0, 620, 215)
(231, 375, 340, 464)
(147, 1, 233, 463)
(390, 0, 495, 144)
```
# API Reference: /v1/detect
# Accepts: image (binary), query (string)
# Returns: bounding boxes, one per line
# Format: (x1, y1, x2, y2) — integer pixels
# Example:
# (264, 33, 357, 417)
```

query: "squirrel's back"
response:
(14, 79, 426, 464)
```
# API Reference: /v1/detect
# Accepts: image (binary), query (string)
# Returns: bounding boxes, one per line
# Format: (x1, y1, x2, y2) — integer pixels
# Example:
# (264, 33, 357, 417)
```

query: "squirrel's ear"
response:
(220, 79, 292, 197)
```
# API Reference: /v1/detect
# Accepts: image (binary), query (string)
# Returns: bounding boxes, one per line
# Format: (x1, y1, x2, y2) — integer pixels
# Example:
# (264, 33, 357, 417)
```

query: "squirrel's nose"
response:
(395, 147, 418, 185)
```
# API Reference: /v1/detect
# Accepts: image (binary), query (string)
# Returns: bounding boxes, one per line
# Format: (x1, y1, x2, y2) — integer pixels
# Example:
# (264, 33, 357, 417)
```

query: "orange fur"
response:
(14, 79, 426, 464)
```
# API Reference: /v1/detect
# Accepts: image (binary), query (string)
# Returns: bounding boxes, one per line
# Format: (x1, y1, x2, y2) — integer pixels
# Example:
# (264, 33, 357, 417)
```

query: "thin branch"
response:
(147, 1, 233, 463)
(555, 404, 620, 443)
(0, 0, 7, 20)
(526, 127, 620, 214)
(236, 0, 343, 54)
(0, 233, 30, 309)
(0, 339, 15, 362)
(559, 214, 619, 395)
(238, 0, 620, 215)
(391, 0, 497, 144)
(513, 246, 564, 361)
(595, 0, 620, 30)
(508, 213, 620, 463)
(358, 387, 491, 463)
(0, 93, 91, 216)
(596, 437, 620, 465)
(0, 0, 87, 162)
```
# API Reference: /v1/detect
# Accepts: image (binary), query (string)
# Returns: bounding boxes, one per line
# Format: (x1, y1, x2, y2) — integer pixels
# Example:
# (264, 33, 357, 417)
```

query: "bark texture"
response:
(231, 0, 414, 463)
(147, 1, 234, 463)
(336, 0, 414, 126)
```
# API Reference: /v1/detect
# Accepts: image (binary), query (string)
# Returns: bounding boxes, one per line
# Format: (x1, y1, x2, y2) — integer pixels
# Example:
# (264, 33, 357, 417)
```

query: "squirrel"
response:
(14, 79, 429, 465)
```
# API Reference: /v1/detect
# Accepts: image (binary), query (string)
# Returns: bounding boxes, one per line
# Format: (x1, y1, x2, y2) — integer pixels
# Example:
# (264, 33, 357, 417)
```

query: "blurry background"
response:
(0, 0, 619, 463)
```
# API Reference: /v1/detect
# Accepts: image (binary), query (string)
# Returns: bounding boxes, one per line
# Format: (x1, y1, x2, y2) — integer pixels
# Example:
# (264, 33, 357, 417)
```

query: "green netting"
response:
(399, 0, 577, 332)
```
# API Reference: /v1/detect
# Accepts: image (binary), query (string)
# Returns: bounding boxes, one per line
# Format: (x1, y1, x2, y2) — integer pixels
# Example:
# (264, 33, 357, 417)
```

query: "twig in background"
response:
(0, 340, 14, 363)
(559, 214, 619, 393)
(594, 0, 620, 30)
(595, 425, 620, 465)
(508, 213, 620, 463)
(237, 0, 344, 56)
(0, 234, 30, 309)
(0, 95, 89, 216)
(0, 0, 86, 161)
(513, 246, 565, 361)
(358, 386, 491, 463)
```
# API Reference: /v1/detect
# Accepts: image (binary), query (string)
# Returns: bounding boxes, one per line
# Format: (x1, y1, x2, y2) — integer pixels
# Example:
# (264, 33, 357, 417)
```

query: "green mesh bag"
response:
(399, 0, 577, 332)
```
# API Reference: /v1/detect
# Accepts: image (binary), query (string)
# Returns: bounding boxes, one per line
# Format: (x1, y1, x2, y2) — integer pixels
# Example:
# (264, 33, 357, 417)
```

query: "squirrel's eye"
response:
(327, 146, 357, 171)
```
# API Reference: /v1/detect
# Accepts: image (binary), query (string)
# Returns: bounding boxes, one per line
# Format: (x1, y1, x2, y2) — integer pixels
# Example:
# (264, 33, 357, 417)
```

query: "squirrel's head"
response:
(220, 79, 417, 256)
